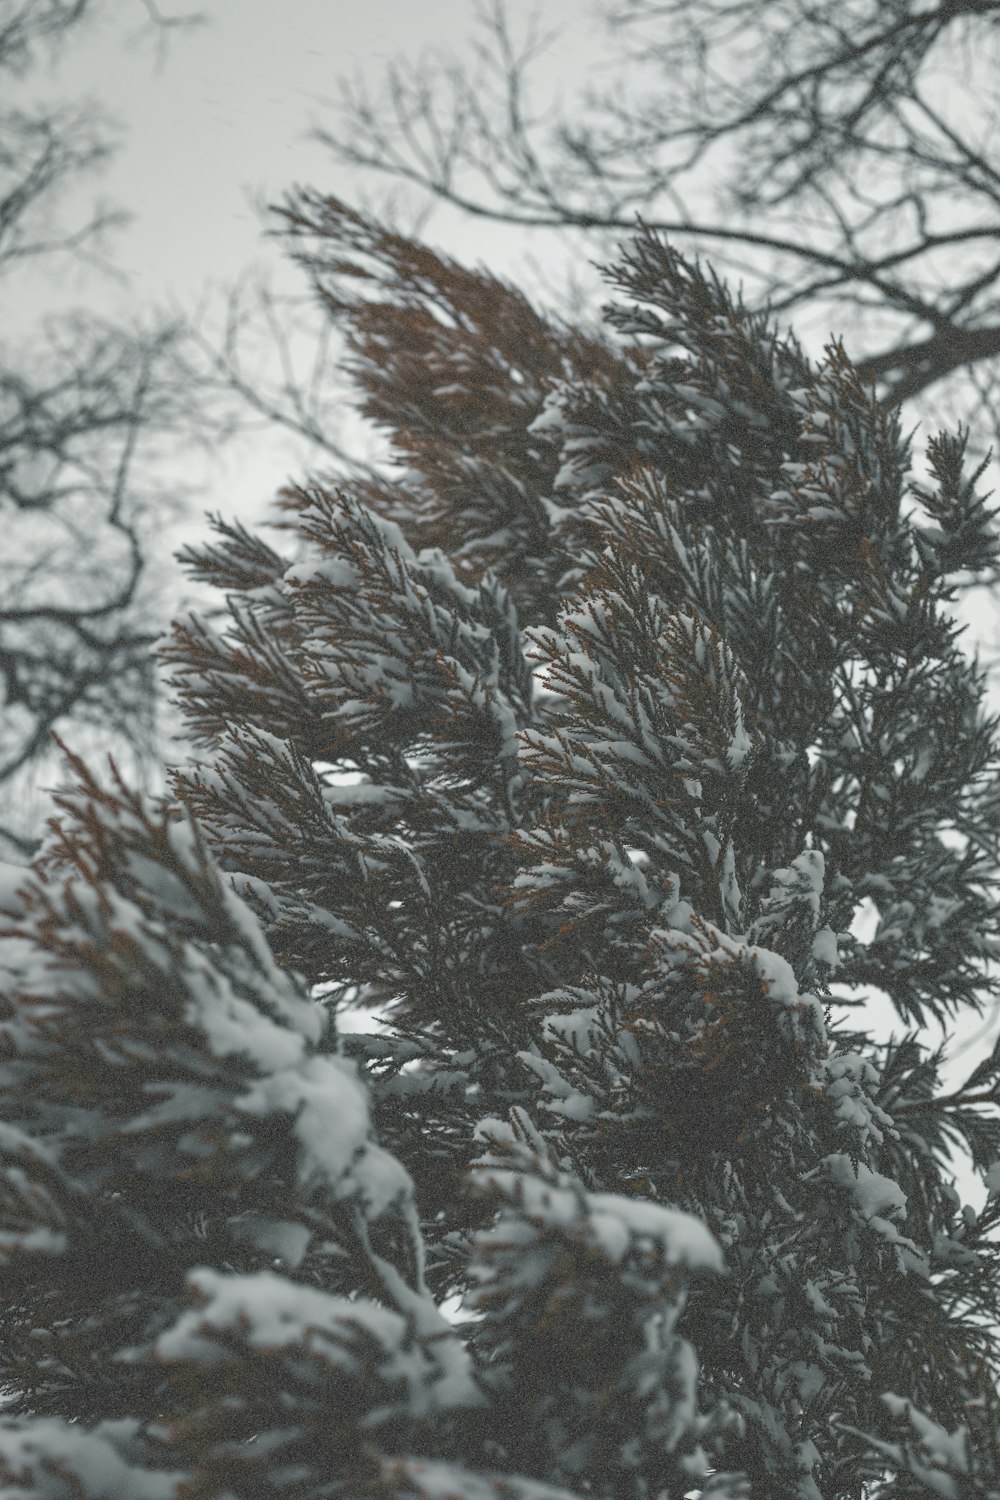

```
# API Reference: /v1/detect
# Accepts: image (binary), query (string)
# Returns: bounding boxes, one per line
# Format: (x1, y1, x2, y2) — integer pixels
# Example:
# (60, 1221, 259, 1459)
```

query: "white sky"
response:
(22, 1, 603, 317)
(30, 0, 587, 287)
(15, 0, 608, 530)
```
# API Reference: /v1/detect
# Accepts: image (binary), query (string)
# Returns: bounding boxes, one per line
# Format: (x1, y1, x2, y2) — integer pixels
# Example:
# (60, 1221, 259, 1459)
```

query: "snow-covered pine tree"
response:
(0, 195, 998, 1497)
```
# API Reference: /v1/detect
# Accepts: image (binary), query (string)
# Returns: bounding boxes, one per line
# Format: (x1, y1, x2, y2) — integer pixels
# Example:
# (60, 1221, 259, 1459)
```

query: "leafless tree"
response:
(317, 0, 1000, 452)
(0, 0, 205, 857)
(175, 267, 387, 485)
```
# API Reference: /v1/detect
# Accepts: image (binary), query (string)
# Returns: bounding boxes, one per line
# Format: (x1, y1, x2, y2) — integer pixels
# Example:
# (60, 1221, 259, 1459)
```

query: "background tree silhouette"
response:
(0, 0, 205, 859)
(318, 0, 1000, 462)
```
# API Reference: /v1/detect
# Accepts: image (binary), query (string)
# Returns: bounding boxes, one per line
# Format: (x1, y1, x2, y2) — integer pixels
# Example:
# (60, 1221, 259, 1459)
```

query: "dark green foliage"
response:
(0, 197, 998, 1497)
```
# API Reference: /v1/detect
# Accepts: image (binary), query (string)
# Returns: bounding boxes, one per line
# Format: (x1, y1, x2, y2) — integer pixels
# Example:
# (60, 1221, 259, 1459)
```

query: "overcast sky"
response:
(24, 1, 602, 308)
(12, 0, 608, 528)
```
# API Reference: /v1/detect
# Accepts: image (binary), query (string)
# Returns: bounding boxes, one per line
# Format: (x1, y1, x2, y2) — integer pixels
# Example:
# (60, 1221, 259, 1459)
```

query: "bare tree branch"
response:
(317, 0, 1000, 451)
(0, 0, 210, 857)
(171, 269, 387, 481)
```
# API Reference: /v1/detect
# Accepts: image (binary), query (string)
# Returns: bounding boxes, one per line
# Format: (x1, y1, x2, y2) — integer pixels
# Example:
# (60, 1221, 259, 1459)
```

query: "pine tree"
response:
(0, 195, 998, 1497)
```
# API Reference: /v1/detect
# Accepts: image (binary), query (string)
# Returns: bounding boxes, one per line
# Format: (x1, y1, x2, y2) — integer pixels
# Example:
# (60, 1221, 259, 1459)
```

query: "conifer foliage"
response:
(1, 195, 1000, 1497)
